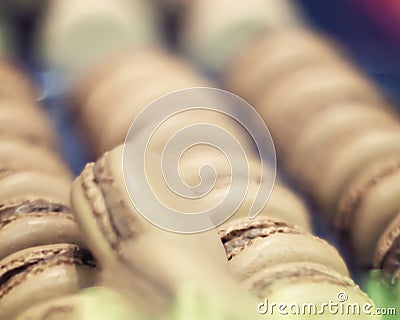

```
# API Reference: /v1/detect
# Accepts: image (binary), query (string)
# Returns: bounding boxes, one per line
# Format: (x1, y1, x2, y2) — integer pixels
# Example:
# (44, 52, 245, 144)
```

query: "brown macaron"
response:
(337, 156, 400, 266)
(226, 28, 347, 101)
(218, 217, 349, 280)
(0, 243, 97, 320)
(0, 198, 85, 260)
(0, 170, 72, 205)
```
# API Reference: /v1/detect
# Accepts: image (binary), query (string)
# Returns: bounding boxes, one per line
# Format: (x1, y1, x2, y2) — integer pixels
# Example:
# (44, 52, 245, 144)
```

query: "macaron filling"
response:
(337, 161, 400, 231)
(219, 218, 302, 260)
(0, 245, 96, 298)
(0, 199, 73, 228)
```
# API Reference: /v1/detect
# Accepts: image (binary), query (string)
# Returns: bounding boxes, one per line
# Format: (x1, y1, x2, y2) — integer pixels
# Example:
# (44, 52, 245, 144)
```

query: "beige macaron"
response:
(0, 105, 57, 149)
(218, 217, 348, 280)
(0, 170, 72, 205)
(288, 100, 398, 178)
(0, 197, 85, 260)
(0, 139, 71, 178)
(307, 127, 400, 214)
(336, 156, 400, 266)
(226, 28, 346, 101)
(0, 244, 97, 320)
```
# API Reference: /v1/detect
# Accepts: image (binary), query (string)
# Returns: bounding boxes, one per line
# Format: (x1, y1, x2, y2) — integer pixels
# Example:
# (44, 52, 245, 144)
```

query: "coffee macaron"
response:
(0, 198, 85, 260)
(71, 49, 210, 156)
(223, 26, 400, 273)
(0, 244, 97, 319)
(71, 145, 231, 315)
(337, 156, 400, 266)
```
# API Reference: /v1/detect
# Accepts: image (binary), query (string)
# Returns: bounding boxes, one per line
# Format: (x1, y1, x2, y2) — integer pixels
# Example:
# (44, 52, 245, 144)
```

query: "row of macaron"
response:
(0, 61, 100, 319)
(0, 0, 302, 75)
(69, 48, 379, 317)
(224, 26, 400, 280)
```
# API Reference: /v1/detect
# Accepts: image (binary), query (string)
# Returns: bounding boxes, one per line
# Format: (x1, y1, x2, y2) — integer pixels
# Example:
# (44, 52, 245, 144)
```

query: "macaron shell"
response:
(374, 212, 400, 268)
(243, 261, 354, 296)
(0, 60, 37, 102)
(334, 156, 400, 266)
(0, 107, 57, 148)
(289, 101, 397, 177)
(226, 30, 342, 99)
(257, 69, 383, 157)
(0, 140, 71, 177)
(0, 213, 85, 260)
(228, 233, 349, 280)
(0, 261, 95, 320)
(71, 172, 117, 265)
(98, 74, 210, 154)
(0, 171, 72, 205)
(313, 128, 400, 212)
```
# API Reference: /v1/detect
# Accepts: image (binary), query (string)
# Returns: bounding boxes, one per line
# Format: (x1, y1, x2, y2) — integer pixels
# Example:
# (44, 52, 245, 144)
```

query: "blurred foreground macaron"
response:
(0, 139, 71, 178)
(289, 101, 397, 179)
(37, 0, 161, 72)
(225, 28, 346, 101)
(180, 0, 302, 73)
(71, 145, 229, 314)
(218, 217, 349, 280)
(337, 156, 400, 267)
(0, 60, 38, 102)
(15, 286, 145, 320)
(374, 212, 400, 280)
(0, 105, 58, 149)
(0, 244, 97, 320)
(0, 198, 85, 260)
(0, 170, 72, 205)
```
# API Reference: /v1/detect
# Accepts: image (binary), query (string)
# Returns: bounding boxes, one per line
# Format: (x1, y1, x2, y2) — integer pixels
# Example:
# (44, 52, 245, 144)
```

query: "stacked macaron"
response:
(70, 145, 267, 318)
(173, 144, 377, 317)
(71, 49, 212, 156)
(224, 27, 400, 271)
(36, 0, 161, 72)
(0, 61, 97, 319)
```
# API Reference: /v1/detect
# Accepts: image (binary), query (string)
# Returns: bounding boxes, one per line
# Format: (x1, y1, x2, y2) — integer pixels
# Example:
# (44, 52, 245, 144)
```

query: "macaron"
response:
(15, 287, 144, 320)
(244, 262, 378, 319)
(0, 139, 71, 178)
(374, 212, 400, 280)
(336, 156, 400, 266)
(0, 106, 57, 149)
(97, 72, 210, 154)
(0, 60, 38, 103)
(225, 28, 345, 101)
(308, 127, 400, 213)
(37, 0, 161, 72)
(0, 197, 85, 260)
(71, 145, 244, 314)
(255, 63, 384, 157)
(288, 100, 397, 178)
(0, 243, 97, 320)
(180, 0, 301, 73)
(0, 170, 72, 205)
(218, 217, 349, 280)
